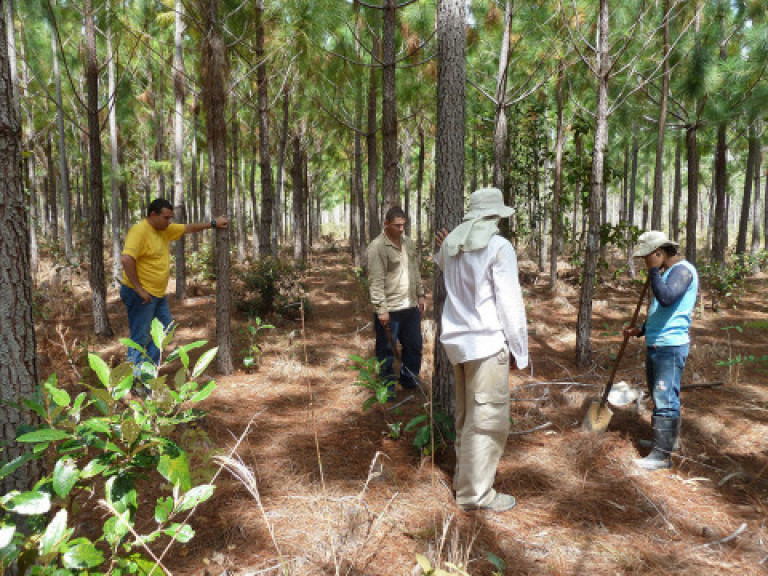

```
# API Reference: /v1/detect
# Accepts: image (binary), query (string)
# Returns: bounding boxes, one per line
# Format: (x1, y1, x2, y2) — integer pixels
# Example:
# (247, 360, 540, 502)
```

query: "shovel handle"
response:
(385, 324, 401, 361)
(601, 276, 651, 406)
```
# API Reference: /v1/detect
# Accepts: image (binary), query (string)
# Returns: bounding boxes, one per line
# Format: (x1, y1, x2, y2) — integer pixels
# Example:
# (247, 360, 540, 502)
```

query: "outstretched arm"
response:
(184, 215, 229, 234)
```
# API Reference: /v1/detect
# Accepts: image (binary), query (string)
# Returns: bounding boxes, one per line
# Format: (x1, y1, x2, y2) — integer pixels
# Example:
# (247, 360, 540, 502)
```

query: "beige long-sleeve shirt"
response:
(367, 232, 424, 315)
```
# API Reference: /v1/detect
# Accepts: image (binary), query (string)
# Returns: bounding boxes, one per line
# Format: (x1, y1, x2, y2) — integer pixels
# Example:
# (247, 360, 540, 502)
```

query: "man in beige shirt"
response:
(367, 206, 426, 397)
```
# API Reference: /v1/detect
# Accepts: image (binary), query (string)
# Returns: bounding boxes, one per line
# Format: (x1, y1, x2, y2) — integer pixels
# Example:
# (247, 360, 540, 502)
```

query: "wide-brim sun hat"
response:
(633, 230, 679, 258)
(463, 187, 515, 221)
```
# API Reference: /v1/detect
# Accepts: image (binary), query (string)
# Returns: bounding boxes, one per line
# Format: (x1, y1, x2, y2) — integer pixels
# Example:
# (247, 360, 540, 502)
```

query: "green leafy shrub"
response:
(349, 355, 390, 410)
(700, 253, 765, 310)
(240, 317, 274, 372)
(404, 410, 455, 456)
(0, 319, 217, 575)
(237, 257, 308, 318)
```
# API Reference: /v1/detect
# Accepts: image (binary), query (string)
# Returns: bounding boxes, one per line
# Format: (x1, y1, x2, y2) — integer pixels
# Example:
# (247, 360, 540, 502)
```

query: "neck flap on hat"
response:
(442, 217, 500, 256)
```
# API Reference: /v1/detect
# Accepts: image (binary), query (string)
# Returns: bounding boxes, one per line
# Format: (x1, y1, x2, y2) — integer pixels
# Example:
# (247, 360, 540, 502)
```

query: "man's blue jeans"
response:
(373, 307, 423, 391)
(645, 344, 689, 419)
(120, 284, 173, 367)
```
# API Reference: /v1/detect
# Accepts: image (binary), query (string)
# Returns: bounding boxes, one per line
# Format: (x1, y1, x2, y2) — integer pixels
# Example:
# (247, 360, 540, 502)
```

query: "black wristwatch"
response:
(210, 219, 217, 229)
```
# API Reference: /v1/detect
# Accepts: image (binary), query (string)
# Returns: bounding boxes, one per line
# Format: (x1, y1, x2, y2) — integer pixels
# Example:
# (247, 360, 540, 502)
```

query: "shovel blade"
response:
(582, 400, 613, 432)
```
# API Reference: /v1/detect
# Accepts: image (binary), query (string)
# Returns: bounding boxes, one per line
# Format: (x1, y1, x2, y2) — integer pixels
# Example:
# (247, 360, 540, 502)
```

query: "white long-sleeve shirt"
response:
(435, 235, 529, 368)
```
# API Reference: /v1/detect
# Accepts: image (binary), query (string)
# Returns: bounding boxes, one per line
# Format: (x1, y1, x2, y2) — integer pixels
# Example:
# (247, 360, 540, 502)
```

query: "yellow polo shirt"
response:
(121, 219, 186, 297)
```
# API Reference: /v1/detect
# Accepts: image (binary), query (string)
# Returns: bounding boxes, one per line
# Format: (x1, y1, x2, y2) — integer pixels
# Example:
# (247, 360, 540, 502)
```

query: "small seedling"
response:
(240, 317, 275, 372)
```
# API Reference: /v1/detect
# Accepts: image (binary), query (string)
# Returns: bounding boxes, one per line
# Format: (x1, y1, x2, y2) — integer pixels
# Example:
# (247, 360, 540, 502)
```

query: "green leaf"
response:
(404, 414, 427, 432)
(80, 459, 109, 479)
(16, 429, 72, 443)
(62, 540, 104, 569)
(0, 524, 16, 549)
(151, 318, 166, 352)
(155, 496, 173, 523)
(72, 392, 87, 417)
(188, 381, 216, 403)
(121, 418, 140, 445)
(105, 475, 137, 515)
(0, 452, 36, 481)
(110, 363, 134, 389)
(413, 426, 431, 450)
(157, 453, 191, 492)
(175, 484, 215, 513)
(5, 491, 51, 515)
(103, 514, 130, 546)
(88, 354, 111, 388)
(120, 338, 148, 357)
(39, 509, 70, 556)
(163, 523, 194, 543)
(174, 368, 187, 390)
(243, 357, 255, 368)
(192, 348, 218, 379)
(53, 459, 79, 499)
(375, 387, 390, 405)
(45, 382, 71, 407)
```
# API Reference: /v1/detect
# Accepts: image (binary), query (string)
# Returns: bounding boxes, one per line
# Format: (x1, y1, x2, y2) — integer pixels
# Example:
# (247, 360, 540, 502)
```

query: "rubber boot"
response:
(638, 417, 681, 451)
(635, 416, 678, 471)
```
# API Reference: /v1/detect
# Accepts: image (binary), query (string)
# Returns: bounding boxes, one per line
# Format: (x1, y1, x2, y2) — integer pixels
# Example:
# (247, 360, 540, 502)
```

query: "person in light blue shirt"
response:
(624, 231, 698, 471)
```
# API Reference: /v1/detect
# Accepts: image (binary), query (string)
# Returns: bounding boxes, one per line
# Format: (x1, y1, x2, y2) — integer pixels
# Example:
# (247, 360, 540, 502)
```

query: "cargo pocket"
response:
(473, 390, 509, 433)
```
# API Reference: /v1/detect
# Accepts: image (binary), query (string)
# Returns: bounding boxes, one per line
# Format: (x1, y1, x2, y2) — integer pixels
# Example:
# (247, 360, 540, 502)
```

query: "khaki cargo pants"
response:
(453, 346, 511, 509)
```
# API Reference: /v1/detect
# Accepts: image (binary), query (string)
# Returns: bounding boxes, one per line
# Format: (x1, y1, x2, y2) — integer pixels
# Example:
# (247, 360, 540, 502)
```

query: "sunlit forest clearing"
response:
(2, 1, 768, 575)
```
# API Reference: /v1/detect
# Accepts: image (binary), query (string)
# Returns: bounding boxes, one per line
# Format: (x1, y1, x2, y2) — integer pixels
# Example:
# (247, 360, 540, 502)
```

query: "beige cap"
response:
(633, 230, 679, 258)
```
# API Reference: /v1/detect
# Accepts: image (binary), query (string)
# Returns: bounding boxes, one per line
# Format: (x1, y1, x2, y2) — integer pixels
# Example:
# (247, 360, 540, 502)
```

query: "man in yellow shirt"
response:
(120, 198, 228, 377)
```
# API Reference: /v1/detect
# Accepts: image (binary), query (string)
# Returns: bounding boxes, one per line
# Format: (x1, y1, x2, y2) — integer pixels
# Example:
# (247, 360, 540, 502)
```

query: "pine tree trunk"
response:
(672, 135, 682, 242)
(651, 0, 670, 231)
(575, 0, 609, 368)
(493, 0, 511, 196)
(108, 26, 122, 284)
(292, 133, 304, 261)
(201, 0, 233, 374)
(85, 0, 113, 336)
(736, 126, 758, 255)
(416, 125, 425, 260)
(51, 22, 72, 259)
(750, 126, 762, 269)
(381, 0, 398, 214)
(255, 0, 274, 258)
(276, 85, 290, 249)
(550, 60, 565, 289)
(191, 97, 200, 252)
(367, 13, 380, 240)
(403, 130, 412, 234)
(711, 121, 728, 264)
(173, 0, 187, 298)
(0, 3, 41, 492)
(685, 123, 699, 264)
(46, 135, 58, 244)
(433, 0, 466, 416)
(232, 109, 246, 262)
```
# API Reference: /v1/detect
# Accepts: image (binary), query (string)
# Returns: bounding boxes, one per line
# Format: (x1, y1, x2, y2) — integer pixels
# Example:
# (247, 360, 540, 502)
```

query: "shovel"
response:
(582, 276, 650, 432)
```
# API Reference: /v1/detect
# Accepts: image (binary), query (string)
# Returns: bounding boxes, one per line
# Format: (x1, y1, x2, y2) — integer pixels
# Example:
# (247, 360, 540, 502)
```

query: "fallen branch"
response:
(632, 482, 678, 535)
(509, 421, 553, 436)
(697, 522, 747, 548)
(386, 394, 415, 411)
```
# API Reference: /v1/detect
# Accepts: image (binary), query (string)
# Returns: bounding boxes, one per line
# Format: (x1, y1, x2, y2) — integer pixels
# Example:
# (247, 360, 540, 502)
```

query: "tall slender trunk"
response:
(493, 0, 511, 196)
(736, 126, 758, 255)
(51, 20, 72, 258)
(191, 96, 200, 252)
(711, 121, 728, 264)
(292, 133, 304, 261)
(651, 0, 670, 230)
(0, 0, 41, 492)
(173, 0, 187, 298)
(201, 0, 232, 374)
(402, 132, 412, 234)
(150, 65, 166, 199)
(433, 0, 466, 415)
(550, 60, 565, 289)
(750, 125, 762, 268)
(366, 19, 380, 240)
(415, 124, 425, 260)
(255, 0, 273, 257)
(276, 85, 290, 248)
(19, 32, 39, 277)
(381, 0, 398, 213)
(107, 25, 122, 283)
(232, 109, 246, 262)
(85, 0, 113, 336)
(46, 134, 58, 243)
(685, 123, 699, 264)
(576, 0, 609, 367)
(250, 145, 259, 258)
(349, 155, 360, 266)
(671, 134, 682, 242)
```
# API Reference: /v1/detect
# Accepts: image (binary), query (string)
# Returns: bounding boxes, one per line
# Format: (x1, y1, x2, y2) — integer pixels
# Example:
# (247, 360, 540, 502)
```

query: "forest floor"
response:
(34, 240, 768, 576)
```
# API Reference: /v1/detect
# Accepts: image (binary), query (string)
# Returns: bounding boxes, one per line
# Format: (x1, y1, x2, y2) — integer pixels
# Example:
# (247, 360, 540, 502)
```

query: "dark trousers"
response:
(373, 307, 423, 389)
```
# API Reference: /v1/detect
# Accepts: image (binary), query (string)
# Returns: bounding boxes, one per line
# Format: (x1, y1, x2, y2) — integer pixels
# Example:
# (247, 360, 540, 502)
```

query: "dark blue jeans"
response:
(646, 344, 689, 419)
(374, 307, 423, 390)
(120, 284, 173, 368)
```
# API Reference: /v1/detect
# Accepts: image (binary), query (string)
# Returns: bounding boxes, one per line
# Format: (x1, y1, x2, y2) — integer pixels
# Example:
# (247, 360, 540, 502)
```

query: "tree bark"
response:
(711, 120, 728, 264)
(0, 1, 41, 493)
(671, 134, 682, 242)
(433, 0, 466, 416)
(651, 0, 670, 231)
(51, 19, 72, 259)
(173, 0, 187, 298)
(367, 13, 381, 239)
(107, 25, 122, 284)
(550, 59, 565, 289)
(255, 0, 274, 258)
(276, 84, 290, 248)
(292, 132, 305, 261)
(416, 124, 425, 260)
(200, 0, 233, 374)
(575, 0, 609, 367)
(381, 0, 398, 213)
(736, 125, 758, 255)
(685, 123, 699, 264)
(85, 0, 113, 336)
(750, 124, 762, 269)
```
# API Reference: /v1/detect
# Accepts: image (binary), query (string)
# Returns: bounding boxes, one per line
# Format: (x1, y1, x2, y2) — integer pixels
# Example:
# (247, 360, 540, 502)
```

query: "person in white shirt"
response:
(435, 188, 529, 513)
